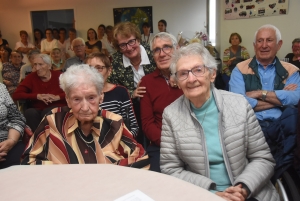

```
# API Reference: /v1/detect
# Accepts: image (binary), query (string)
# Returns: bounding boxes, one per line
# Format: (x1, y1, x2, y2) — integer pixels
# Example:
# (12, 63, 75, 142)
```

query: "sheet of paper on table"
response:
(114, 190, 155, 201)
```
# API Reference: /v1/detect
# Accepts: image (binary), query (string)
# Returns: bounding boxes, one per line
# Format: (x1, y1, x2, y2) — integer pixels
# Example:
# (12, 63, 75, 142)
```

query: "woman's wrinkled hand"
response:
(215, 184, 246, 201)
(37, 94, 60, 105)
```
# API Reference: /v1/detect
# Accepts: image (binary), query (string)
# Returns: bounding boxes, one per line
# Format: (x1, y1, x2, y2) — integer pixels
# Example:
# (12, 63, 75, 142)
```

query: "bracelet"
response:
(7, 138, 17, 143)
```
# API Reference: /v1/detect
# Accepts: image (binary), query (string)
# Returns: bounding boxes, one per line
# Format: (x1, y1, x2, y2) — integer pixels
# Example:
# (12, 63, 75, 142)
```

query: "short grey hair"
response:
(59, 64, 104, 97)
(35, 54, 52, 65)
(150, 32, 177, 50)
(170, 43, 218, 77)
(254, 24, 281, 44)
(27, 49, 40, 59)
(292, 38, 300, 45)
(71, 37, 85, 46)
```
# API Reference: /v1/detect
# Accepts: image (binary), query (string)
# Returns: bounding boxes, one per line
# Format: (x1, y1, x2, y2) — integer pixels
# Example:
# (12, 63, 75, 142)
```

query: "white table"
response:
(0, 164, 224, 201)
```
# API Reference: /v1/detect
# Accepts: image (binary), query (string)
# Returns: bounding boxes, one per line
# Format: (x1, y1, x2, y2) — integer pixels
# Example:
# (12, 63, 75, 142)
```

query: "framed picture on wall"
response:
(113, 6, 153, 34)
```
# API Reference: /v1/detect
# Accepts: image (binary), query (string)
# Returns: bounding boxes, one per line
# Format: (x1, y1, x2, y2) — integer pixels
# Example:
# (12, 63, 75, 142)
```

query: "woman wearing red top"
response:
(13, 54, 67, 132)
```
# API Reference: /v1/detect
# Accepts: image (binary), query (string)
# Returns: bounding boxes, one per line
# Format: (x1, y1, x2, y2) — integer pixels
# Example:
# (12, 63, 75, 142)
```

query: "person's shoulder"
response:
(51, 70, 63, 76)
(285, 53, 293, 58)
(141, 69, 157, 82)
(165, 95, 184, 111)
(113, 85, 129, 93)
(0, 83, 6, 91)
(45, 106, 70, 118)
(101, 109, 123, 122)
(66, 56, 77, 62)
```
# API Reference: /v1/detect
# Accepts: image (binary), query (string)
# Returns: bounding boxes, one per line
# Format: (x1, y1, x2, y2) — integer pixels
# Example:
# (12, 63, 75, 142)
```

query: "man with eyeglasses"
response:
(139, 32, 182, 172)
(108, 22, 156, 146)
(64, 37, 86, 71)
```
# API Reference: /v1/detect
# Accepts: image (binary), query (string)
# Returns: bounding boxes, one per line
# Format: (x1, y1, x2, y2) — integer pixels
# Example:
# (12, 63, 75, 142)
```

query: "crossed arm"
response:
(229, 68, 300, 111)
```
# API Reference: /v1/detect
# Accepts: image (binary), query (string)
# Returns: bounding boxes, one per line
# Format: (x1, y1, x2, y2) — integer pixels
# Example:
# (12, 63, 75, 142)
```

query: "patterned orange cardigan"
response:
(21, 106, 149, 169)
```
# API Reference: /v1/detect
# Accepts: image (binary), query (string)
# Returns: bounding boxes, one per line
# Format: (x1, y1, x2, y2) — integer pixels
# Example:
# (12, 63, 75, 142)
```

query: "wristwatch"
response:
(261, 90, 268, 101)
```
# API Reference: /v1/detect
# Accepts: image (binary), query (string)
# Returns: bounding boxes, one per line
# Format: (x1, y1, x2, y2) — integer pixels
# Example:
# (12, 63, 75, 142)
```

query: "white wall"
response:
(218, 0, 300, 59)
(0, 0, 206, 47)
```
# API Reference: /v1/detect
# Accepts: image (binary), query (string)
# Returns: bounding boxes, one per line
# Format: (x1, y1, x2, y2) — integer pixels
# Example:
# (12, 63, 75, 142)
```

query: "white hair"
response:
(71, 37, 85, 46)
(59, 64, 104, 97)
(170, 43, 218, 77)
(253, 24, 282, 44)
(150, 32, 178, 50)
(34, 54, 52, 65)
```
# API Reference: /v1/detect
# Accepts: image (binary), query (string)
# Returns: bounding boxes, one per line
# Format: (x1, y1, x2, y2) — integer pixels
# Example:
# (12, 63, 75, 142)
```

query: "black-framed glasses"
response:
(118, 39, 137, 50)
(175, 66, 206, 80)
(152, 45, 173, 56)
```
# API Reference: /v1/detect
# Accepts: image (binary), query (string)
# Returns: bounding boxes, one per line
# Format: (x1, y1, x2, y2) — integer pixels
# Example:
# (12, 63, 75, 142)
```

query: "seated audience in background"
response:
(97, 24, 106, 40)
(13, 54, 67, 132)
(65, 28, 77, 59)
(230, 24, 300, 181)
(15, 30, 35, 64)
(101, 25, 116, 57)
(161, 43, 279, 201)
(57, 28, 67, 60)
(33, 28, 44, 50)
(158, 19, 167, 32)
(21, 64, 149, 168)
(0, 83, 26, 169)
(108, 21, 156, 145)
(85, 28, 102, 55)
(41, 28, 58, 55)
(0, 29, 9, 48)
(141, 22, 154, 45)
(222, 32, 250, 90)
(52, 28, 59, 40)
(285, 38, 300, 69)
(140, 32, 182, 172)
(0, 46, 12, 83)
(86, 52, 139, 137)
(19, 49, 40, 82)
(50, 48, 65, 71)
(64, 37, 86, 70)
(2, 51, 24, 96)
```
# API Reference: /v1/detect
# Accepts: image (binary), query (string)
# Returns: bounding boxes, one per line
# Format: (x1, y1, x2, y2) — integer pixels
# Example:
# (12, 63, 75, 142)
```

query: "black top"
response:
(85, 40, 102, 51)
(0, 39, 9, 48)
(285, 53, 300, 69)
(100, 85, 139, 137)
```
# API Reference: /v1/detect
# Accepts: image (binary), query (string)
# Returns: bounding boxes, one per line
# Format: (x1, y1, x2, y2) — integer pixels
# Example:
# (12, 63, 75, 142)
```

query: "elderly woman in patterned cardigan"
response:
(0, 83, 26, 169)
(160, 43, 279, 201)
(21, 64, 149, 168)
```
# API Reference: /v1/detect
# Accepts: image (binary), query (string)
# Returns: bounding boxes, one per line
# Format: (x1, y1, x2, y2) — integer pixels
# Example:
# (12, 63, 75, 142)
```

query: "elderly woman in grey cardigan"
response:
(160, 43, 279, 201)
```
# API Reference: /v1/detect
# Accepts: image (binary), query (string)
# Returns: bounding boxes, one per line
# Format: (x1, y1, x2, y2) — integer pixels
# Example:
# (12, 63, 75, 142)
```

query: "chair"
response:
(276, 169, 300, 201)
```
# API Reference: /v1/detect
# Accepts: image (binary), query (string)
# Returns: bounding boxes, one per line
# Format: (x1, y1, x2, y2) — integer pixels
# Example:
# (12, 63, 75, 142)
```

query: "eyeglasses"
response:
(152, 45, 173, 56)
(73, 44, 85, 49)
(175, 66, 206, 81)
(118, 39, 137, 50)
(90, 65, 108, 72)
